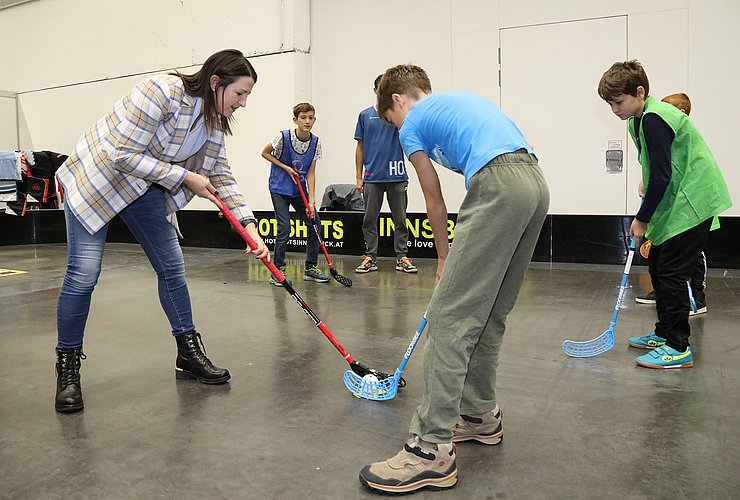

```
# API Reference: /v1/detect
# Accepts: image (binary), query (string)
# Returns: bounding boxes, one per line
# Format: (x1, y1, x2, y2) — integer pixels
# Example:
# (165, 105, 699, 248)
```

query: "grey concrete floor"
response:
(1, 243, 739, 500)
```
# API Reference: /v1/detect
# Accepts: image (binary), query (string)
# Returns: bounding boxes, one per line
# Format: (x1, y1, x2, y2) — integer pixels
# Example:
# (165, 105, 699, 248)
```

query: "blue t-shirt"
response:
(399, 92, 532, 188)
(354, 106, 408, 183)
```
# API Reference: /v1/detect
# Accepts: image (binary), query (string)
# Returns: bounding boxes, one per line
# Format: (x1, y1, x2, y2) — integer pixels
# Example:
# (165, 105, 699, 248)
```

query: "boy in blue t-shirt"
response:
(354, 74, 417, 274)
(358, 65, 550, 495)
(261, 103, 330, 285)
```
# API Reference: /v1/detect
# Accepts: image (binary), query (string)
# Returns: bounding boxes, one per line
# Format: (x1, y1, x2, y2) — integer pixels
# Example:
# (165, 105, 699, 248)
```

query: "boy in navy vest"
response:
(354, 74, 417, 274)
(261, 103, 330, 285)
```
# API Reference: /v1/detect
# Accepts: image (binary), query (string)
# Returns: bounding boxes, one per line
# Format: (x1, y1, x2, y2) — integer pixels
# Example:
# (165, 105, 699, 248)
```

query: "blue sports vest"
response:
(268, 130, 318, 197)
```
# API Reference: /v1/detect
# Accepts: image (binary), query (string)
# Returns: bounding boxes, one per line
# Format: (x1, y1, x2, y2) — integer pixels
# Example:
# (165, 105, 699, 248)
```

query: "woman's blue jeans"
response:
(57, 186, 194, 348)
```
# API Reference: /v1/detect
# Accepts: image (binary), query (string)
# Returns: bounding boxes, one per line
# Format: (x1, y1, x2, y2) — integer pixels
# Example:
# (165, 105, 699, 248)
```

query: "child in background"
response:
(354, 74, 417, 274)
(358, 64, 549, 494)
(598, 61, 731, 369)
(634, 92, 708, 316)
(261, 103, 330, 285)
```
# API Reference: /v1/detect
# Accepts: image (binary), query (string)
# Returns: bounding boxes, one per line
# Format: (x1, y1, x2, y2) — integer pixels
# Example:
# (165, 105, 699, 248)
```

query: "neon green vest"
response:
(628, 96, 732, 245)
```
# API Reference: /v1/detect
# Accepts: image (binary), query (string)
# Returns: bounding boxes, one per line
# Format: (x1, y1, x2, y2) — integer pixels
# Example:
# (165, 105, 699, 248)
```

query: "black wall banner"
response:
(3, 210, 739, 268)
(251, 211, 456, 259)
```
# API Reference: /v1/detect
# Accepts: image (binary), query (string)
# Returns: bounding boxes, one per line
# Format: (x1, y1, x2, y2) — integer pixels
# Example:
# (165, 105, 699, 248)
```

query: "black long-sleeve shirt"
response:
(634, 113, 675, 223)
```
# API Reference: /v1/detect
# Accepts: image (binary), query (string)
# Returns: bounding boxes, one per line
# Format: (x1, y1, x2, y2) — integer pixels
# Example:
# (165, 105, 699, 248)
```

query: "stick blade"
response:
(330, 268, 353, 287)
(343, 370, 398, 401)
(349, 361, 392, 379)
(562, 330, 615, 358)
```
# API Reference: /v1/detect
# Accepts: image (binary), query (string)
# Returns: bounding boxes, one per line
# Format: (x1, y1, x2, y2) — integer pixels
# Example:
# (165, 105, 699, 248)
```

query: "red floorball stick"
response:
(291, 168, 352, 287)
(212, 194, 389, 379)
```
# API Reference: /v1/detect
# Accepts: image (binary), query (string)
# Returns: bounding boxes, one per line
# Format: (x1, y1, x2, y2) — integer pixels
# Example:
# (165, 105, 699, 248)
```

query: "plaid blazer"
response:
(57, 74, 254, 235)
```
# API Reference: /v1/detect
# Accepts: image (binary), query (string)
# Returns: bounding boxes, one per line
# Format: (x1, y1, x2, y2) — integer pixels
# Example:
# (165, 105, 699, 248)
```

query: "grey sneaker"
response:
(635, 290, 656, 304)
(452, 405, 503, 445)
(395, 256, 418, 273)
(269, 266, 292, 287)
(355, 256, 378, 273)
(689, 304, 707, 316)
(359, 436, 457, 494)
(303, 266, 330, 283)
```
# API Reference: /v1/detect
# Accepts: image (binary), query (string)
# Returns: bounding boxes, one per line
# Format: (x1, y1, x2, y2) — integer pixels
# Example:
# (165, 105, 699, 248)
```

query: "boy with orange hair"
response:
(662, 92, 691, 114)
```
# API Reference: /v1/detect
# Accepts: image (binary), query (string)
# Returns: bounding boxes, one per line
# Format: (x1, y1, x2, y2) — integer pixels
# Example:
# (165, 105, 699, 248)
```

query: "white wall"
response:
(2, 0, 309, 212)
(0, 0, 286, 92)
(311, 0, 739, 216)
(1, 0, 738, 215)
(310, 0, 451, 213)
(499, 16, 629, 215)
(17, 53, 306, 212)
(686, 0, 740, 217)
(0, 92, 17, 150)
(624, 6, 688, 214)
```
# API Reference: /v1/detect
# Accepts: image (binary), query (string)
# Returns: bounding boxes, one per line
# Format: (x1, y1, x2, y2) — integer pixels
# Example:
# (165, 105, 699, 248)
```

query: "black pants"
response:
(690, 251, 707, 300)
(649, 218, 712, 351)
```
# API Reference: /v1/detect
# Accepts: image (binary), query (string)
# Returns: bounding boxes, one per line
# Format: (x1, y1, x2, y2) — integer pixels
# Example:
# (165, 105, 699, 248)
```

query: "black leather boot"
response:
(55, 347, 86, 413)
(174, 331, 230, 384)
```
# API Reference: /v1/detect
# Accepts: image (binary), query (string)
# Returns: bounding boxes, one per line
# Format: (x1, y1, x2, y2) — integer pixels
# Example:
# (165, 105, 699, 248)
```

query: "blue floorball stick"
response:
(344, 312, 427, 401)
(687, 281, 697, 313)
(562, 238, 637, 358)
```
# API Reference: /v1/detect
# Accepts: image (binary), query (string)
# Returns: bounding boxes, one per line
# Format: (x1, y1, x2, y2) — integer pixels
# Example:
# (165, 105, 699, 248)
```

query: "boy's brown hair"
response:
(598, 60, 650, 102)
(293, 102, 315, 117)
(373, 74, 384, 91)
(376, 64, 432, 120)
(662, 93, 691, 116)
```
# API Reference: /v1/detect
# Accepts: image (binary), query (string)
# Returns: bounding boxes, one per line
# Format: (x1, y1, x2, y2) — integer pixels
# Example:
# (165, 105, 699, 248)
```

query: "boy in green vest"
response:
(598, 60, 731, 369)
(635, 93, 710, 316)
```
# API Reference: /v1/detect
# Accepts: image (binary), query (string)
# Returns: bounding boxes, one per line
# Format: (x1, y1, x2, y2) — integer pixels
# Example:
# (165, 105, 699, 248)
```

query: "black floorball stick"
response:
(291, 166, 352, 287)
(212, 194, 387, 379)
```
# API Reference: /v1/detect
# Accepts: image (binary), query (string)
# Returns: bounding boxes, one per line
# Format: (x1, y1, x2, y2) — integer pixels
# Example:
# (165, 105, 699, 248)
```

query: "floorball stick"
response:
(562, 238, 636, 357)
(687, 281, 697, 313)
(343, 312, 427, 401)
(291, 166, 352, 287)
(213, 194, 387, 379)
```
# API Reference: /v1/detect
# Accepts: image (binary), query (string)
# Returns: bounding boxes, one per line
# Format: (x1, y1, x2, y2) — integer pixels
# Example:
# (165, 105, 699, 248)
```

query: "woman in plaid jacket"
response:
(53, 49, 269, 413)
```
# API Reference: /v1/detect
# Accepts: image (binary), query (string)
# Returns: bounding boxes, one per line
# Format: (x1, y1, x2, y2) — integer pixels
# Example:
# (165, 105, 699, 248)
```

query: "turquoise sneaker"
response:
(635, 345, 693, 369)
(303, 266, 330, 283)
(627, 332, 666, 349)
